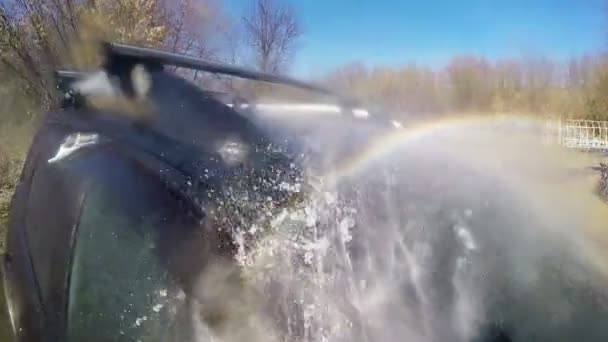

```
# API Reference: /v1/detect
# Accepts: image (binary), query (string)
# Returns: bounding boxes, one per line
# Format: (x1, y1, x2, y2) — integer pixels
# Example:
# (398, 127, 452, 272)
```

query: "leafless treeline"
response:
(325, 54, 608, 120)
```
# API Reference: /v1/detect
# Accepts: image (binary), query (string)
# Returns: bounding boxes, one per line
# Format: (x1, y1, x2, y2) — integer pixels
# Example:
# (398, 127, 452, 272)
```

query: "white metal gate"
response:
(558, 119, 608, 151)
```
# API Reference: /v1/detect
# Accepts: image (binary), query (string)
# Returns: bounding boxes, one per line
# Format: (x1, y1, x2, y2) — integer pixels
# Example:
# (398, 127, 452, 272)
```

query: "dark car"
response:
(0, 43, 395, 342)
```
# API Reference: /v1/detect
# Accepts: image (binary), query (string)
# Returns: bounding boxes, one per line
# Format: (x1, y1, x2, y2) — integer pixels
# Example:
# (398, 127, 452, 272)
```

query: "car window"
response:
(66, 176, 190, 341)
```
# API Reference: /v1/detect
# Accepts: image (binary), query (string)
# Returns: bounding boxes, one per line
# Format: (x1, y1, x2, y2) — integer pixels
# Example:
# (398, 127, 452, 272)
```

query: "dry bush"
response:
(1, 0, 224, 104)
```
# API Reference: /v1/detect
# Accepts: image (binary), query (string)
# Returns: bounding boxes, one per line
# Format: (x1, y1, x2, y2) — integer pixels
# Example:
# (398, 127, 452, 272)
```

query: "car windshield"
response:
(67, 185, 180, 341)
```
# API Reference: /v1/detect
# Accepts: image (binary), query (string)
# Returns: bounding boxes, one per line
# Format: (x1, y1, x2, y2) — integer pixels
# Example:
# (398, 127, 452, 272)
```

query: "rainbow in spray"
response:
(323, 114, 549, 182)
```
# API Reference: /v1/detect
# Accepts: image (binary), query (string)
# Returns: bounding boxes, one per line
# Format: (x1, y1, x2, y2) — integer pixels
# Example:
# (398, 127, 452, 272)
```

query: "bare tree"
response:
(242, 0, 301, 74)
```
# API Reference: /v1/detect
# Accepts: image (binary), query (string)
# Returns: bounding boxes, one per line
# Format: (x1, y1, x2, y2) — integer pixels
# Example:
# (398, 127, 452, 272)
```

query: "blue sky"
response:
(225, 1, 607, 78)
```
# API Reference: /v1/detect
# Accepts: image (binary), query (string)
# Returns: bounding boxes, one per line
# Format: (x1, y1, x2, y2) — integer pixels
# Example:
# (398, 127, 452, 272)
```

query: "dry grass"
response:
(0, 121, 35, 252)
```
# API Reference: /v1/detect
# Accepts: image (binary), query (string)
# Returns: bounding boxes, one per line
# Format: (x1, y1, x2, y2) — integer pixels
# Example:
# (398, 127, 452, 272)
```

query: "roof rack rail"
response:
(54, 70, 87, 91)
(102, 42, 343, 100)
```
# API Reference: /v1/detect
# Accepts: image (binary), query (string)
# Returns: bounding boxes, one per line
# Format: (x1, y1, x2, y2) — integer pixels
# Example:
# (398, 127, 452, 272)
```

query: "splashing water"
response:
(186, 115, 608, 342)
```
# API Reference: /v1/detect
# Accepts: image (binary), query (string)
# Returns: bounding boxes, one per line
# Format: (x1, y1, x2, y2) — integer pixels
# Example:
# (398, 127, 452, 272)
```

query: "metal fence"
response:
(558, 119, 608, 151)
